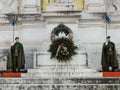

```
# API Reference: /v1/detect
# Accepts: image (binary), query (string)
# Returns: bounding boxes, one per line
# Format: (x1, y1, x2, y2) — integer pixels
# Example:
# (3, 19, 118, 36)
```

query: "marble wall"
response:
(0, 14, 120, 70)
(1, 0, 120, 14)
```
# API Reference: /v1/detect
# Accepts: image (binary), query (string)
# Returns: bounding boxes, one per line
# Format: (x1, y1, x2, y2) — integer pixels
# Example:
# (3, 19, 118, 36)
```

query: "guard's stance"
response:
(10, 37, 25, 72)
(101, 36, 119, 72)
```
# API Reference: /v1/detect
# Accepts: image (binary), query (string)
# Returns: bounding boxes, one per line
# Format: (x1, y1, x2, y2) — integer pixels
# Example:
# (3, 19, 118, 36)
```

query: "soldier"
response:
(9, 37, 25, 72)
(101, 36, 119, 71)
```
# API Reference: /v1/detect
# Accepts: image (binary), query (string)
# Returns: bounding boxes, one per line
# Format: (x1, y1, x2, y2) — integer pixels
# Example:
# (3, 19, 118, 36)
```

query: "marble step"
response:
(0, 84, 119, 90)
(0, 78, 119, 84)
(27, 68, 97, 73)
(0, 78, 119, 90)
(35, 65, 88, 68)
(21, 72, 102, 78)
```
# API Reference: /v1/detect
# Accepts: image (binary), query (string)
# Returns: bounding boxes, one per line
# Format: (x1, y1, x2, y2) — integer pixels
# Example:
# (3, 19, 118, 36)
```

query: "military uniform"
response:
(9, 42, 25, 72)
(101, 41, 119, 71)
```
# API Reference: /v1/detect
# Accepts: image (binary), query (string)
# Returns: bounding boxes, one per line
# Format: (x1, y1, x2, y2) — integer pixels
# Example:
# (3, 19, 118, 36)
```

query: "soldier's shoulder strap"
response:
(110, 42, 115, 45)
(18, 42, 23, 47)
(110, 42, 116, 47)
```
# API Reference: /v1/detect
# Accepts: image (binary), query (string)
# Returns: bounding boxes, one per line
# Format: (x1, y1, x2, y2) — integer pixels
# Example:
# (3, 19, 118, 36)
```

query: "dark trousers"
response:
(103, 55, 116, 71)
(12, 56, 19, 72)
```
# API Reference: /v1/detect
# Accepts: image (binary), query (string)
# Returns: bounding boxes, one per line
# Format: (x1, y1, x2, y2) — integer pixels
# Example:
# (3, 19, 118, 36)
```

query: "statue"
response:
(106, 0, 120, 11)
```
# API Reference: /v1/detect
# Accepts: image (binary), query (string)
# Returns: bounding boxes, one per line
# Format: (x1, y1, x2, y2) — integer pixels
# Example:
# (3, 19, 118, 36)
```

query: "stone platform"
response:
(1, 51, 119, 90)
(0, 78, 120, 90)
(21, 65, 102, 78)
(21, 51, 102, 78)
(2, 72, 21, 77)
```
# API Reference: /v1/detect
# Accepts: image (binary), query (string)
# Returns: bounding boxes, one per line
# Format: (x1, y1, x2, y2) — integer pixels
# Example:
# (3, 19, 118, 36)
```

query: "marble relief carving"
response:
(20, 0, 41, 14)
(0, 0, 21, 14)
(0, 0, 120, 14)
(85, 0, 120, 12)
(85, 0, 106, 12)
(0, 0, 41, 14)
(107, 0, 120, 11)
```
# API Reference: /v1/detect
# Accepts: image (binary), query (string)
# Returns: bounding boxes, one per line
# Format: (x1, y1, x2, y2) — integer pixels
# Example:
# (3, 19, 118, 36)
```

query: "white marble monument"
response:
(22, 51, 102, 78)
(0, 0, 120, 89)
(21, 22, 102, 78)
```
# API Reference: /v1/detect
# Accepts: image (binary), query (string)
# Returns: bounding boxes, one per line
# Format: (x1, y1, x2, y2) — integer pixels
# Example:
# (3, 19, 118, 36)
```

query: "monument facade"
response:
(0, 0, 119, 89)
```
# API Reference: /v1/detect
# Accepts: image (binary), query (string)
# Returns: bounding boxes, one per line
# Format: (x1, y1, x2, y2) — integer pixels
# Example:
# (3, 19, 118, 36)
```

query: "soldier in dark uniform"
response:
(9, 37, 25, 72)
(101, 36, 119, 72)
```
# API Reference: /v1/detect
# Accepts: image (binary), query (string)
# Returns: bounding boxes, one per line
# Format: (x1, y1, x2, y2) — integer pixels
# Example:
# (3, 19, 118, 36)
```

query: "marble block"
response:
(0, 55, 7, 70)
(0, 55, 7, 71)
(21, 51, 101, 78)
(20, 6, 40, 14)
(33, 51, 87, 68)
(21, 70, 102, 78)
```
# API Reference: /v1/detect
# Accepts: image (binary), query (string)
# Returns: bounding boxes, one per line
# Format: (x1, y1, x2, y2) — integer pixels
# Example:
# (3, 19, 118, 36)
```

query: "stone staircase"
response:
(0, 78, 120, 90)
(21, 65, 102, 78)
(22, 51, 102, 78)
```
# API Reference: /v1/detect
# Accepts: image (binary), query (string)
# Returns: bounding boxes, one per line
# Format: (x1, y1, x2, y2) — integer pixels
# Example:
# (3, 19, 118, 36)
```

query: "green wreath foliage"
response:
(53, 24, 71, 36)
(49, 38, 76, 62)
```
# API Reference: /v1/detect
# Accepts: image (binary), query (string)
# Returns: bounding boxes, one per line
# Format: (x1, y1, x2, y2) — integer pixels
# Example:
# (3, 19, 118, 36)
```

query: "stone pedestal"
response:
(22, 51, 102, 78)
(33, 51, 87, 68)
